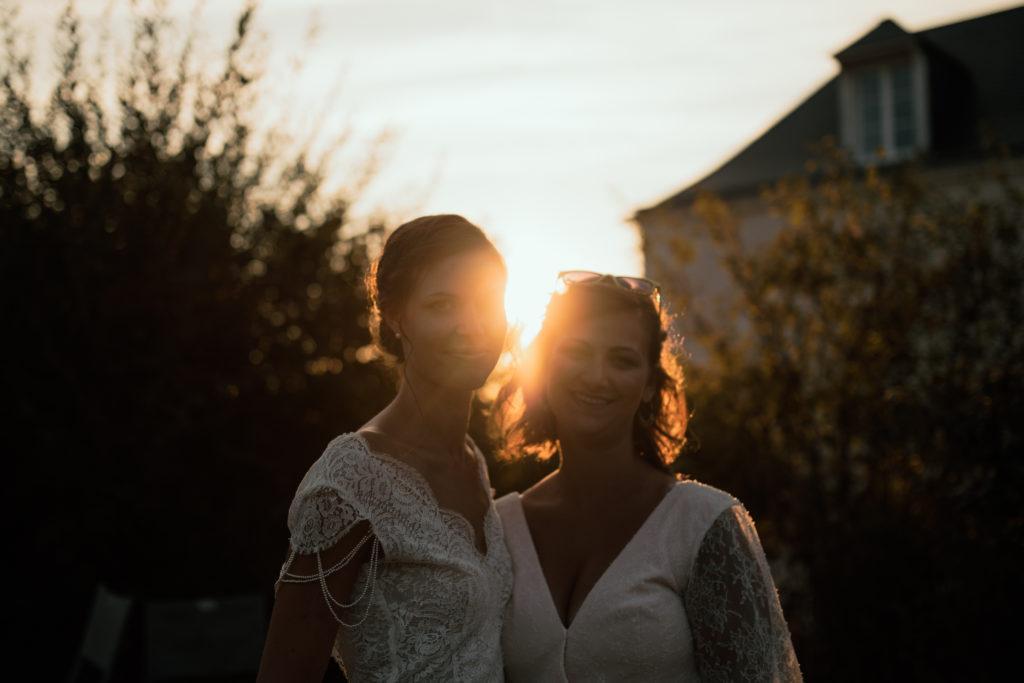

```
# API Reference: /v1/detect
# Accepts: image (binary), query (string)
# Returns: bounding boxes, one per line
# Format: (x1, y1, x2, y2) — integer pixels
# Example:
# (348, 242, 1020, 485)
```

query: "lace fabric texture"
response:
(283, 433, 512, 682)
(684, 505, 802, 682)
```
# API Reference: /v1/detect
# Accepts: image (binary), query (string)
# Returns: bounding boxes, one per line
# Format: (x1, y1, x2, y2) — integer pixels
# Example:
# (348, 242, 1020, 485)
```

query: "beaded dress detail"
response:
(279, 433, 512, 682)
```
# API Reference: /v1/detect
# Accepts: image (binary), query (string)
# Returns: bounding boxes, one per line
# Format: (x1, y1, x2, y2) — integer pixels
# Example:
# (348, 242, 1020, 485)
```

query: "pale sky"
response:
(20, 0, 1019, 337)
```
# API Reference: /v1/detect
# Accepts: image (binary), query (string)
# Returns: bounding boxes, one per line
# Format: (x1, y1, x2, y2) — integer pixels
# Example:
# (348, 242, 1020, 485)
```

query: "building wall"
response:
(638, 156, 1024, 361)
(639, 193, 784, 360)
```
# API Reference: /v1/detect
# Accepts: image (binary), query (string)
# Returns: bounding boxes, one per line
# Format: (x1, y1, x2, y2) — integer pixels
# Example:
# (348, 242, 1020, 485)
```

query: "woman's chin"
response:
(451, 353, 502, 385)
(556, 415, 624, 444)
(440, 363, 496, 391)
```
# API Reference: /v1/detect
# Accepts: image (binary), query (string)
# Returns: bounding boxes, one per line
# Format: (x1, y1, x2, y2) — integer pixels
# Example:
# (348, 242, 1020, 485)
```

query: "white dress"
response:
(496, 480, 802, 682)
(281, 432, 512, 682)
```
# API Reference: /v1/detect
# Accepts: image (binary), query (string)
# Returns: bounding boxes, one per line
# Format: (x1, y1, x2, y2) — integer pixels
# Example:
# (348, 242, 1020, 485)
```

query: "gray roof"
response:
(638, 5, 1024, 214)
(834, 19, 915, 65)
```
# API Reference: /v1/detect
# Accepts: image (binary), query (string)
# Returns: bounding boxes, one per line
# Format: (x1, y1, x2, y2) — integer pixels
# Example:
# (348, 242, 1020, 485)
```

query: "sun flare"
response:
(503, 259, 561, 348)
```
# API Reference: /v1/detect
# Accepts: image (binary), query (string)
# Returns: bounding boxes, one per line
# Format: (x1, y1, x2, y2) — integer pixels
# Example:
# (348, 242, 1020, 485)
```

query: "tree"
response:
(675, 144, 1024, 681)
(1, 3, 392, 677)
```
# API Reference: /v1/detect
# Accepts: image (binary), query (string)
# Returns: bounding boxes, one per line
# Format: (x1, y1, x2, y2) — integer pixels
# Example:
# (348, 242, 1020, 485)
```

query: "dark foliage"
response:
(1, 3, 393, 678)
(678, 145, 1024, 681)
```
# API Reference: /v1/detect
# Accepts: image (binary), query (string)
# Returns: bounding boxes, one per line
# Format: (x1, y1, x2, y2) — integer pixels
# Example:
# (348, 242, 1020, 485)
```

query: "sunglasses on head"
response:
(556, 270, 662, 311)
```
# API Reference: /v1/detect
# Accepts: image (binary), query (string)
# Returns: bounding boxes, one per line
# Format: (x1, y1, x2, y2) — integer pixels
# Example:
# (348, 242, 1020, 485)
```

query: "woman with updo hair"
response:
(258, 215, 512, 682)
(494, 272, 802, 682)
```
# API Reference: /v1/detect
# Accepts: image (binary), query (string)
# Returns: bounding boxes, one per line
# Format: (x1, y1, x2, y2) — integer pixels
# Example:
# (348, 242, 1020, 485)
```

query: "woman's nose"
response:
(459, 299, 504, 337)
(455, 304, 485, 337)
(579, 358, 611, 388)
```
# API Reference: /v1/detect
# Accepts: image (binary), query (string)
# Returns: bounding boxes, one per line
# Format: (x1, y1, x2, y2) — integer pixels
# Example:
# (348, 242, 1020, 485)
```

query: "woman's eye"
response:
(612, 354, 641, 368)
(428, 299, 454, 312)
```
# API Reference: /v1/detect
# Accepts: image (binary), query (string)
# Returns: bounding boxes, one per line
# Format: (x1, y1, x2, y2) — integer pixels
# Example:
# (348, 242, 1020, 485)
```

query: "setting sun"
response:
(503, 262, 559, 347)
(491, 206, 646, 348)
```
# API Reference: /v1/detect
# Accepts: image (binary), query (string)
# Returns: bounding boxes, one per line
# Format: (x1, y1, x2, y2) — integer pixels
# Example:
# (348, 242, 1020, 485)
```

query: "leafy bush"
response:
(679, 145, 1023, 680)
(2, 3, 392, 676)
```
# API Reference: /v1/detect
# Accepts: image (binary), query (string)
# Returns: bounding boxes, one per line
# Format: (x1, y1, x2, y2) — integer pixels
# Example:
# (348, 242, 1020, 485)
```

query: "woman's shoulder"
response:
(286, 432, 400, 553)
(290, 432, 392, 510)
(298, 431, 373, 478)
(670, 478, 740, 507)
(323, 431, 374, 463)
(494, 490, 521, 521)
(650, 480, 746, 584)
(662, 478, 742, 534)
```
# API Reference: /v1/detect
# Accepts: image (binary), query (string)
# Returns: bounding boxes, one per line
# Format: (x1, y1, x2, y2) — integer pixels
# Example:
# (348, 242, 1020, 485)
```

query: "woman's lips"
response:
(570, 390, 615, 407)
(447, 349, 488, 359)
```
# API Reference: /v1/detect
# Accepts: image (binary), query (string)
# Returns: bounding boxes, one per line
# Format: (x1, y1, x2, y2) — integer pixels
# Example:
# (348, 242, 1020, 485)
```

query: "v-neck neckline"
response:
(511, 484, 679, 631)
(351, 431, 493, 558)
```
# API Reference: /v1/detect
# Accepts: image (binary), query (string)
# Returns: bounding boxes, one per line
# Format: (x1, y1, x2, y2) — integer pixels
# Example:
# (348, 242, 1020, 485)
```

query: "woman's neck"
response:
(374, 368, 474, 458)
(554, 431, 647, 501)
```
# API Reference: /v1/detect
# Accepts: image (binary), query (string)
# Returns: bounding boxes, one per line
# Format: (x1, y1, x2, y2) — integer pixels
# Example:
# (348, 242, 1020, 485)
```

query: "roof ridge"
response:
(913, 3, 1024, 35)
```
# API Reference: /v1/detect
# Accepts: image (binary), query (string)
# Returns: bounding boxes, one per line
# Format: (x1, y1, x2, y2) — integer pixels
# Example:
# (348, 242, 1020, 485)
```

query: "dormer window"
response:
(841, 58, 928, 163)
(835, 20, 930, 164)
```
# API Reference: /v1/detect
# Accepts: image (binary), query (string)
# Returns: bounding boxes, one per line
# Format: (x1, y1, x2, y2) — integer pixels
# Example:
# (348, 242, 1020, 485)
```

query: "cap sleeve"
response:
(278, 435, 385, 628)
(683, 504, 803, 682)
(286, 434, 376, 555)
(289, 487, 362, 555)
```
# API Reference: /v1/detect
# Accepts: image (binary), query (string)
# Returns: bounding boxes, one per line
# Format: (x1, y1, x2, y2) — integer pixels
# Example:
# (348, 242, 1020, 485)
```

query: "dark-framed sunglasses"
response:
(556, 270, 662, 311)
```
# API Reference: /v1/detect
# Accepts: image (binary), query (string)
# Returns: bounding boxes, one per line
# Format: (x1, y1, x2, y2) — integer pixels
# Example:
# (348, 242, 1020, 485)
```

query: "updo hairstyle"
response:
(365, 214, 505, 363)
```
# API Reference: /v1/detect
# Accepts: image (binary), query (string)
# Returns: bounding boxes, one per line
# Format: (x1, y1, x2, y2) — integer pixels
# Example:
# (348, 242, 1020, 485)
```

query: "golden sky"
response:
(22, 0, 1018, 339)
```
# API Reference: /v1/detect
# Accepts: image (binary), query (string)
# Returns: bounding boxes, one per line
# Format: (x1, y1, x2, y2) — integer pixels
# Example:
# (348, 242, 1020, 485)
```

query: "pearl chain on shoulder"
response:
(278, 529, 382, 628)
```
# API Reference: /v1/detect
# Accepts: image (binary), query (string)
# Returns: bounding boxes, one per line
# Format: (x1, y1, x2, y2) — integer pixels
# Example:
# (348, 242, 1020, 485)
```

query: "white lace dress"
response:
(496, 481, 802, 682)
(280, 433, 512, 682)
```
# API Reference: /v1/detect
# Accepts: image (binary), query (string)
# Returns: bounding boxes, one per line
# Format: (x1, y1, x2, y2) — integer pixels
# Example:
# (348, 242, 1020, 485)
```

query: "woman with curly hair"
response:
(494, 271, 801, 682)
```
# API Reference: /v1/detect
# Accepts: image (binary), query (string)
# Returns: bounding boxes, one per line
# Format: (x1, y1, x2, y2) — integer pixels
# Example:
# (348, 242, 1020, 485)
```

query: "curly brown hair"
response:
(365, 214, 505, 364)
(494, 282, 687, 471)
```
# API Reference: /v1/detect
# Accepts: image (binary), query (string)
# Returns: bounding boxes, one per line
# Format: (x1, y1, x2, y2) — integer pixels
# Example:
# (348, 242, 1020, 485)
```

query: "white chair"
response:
(67, 584, 133, 683)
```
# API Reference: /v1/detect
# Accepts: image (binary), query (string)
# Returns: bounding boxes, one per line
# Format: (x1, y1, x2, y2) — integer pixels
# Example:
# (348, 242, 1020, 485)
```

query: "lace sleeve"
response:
(277, 468, 382, 628)
(288, 487, 362, 555)
(683, 505, 802, 682)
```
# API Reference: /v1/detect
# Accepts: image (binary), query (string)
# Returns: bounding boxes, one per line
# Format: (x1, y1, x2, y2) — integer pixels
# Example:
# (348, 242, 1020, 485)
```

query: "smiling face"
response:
(544, 307, 654, 445)
(394, 248, 507, 391)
